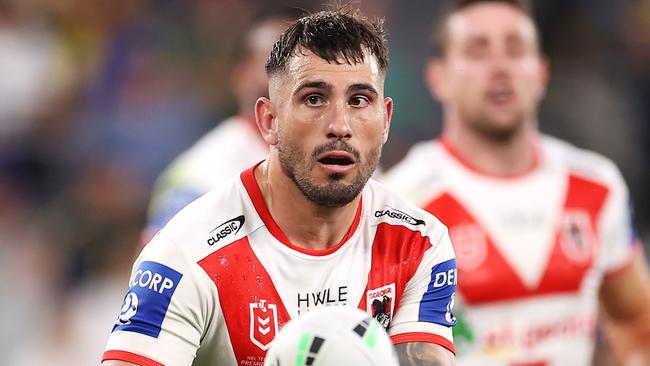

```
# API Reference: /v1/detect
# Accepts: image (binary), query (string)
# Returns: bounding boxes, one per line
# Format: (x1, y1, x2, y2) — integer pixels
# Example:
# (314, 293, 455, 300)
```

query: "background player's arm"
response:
(395, 342, 455, 366)
(599, 254, 650, 363)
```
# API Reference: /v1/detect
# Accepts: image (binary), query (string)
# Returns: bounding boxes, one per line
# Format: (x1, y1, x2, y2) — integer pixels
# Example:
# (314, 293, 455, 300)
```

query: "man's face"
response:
(434, 3, 547, 140)
(267, 50, 392, 207)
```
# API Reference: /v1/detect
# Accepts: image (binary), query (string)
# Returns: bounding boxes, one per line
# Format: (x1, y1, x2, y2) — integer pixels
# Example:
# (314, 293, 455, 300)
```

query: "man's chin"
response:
(474, 115, 524, 142)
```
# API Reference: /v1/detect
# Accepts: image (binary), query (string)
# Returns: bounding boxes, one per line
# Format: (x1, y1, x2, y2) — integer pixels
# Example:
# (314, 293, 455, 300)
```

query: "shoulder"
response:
(364, 179, 450, 245)
(541, 135, 626, 190)
(384, 140, 445, 180)
(381, 140, 449, 203)
(149, 174, 264, 263)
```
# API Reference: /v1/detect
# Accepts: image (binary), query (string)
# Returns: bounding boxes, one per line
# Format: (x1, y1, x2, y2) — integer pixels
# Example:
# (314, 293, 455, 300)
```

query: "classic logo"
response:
(560, 210, 595, 264)
(250, 300, 279, 350)
(366, 283, 395, 329)
(207, 215, 245, 245)
(449, 223, 487, 271)
(374, 206, 425, 226)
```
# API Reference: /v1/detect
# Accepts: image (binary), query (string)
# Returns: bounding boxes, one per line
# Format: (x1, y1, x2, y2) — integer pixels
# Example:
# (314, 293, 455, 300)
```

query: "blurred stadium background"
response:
(0, 0, 648, 364)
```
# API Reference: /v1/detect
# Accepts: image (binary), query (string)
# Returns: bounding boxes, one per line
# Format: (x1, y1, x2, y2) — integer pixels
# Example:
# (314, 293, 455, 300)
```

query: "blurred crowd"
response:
(0, 0, 648, 364)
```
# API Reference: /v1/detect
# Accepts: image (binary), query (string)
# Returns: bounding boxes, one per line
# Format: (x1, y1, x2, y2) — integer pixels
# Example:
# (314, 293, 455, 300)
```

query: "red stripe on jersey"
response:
(425, 193, 529, 304)
(358, 223, 432, 321)
(198, 237, 291, 363)
(391, 332, 456, 355)
(537, 175, 609, 294)
(102, 350, 164, 366)
(240, 164, 363, 256)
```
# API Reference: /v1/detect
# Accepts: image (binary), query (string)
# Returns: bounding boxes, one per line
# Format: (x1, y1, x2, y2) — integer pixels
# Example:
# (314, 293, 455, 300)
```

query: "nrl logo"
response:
(374, 206, 425, 226)
(250, 299, 279, 350)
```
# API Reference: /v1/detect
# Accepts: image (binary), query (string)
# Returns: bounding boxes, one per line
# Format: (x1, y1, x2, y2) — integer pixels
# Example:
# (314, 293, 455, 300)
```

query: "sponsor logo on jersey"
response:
(366, 283, 395, 329)
(297, 286, 348, 315)
(112, 261, 183, 338)
(250, 299, 279, 350)
(207, 215, 245, 245)
(374, 206, 425, 226)
(118, 292, 139, 325)
(560, 210, 594, 264)
(420, 258, 457, 327)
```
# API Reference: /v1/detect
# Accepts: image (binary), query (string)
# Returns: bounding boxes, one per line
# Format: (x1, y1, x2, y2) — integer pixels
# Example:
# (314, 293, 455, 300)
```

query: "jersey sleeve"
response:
(103, 234, 214, 365)
(388, 226, 457, 354)
(599, 165, 642, 277)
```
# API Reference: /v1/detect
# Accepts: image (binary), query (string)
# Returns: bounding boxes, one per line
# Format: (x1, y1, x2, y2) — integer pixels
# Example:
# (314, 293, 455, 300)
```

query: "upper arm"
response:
(600, 252, 650, 325)
(102, 236, 211, 365)
(394, 342, 455, 366)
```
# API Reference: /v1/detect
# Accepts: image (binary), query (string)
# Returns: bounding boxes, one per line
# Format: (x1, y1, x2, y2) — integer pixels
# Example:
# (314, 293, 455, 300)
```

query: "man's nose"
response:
(489, 52, 514, 79)
(326, 102, 352, 140)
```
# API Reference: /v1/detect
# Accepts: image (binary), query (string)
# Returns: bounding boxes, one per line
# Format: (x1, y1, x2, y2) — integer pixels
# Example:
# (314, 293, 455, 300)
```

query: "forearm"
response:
(394, 342, 455, 366)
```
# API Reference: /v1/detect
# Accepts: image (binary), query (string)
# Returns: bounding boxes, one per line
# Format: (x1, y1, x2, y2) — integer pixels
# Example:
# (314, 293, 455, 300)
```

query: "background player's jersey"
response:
(383, 135, 641, 366)
(144, 115, 268, 238)
(103, 164, 457, 366)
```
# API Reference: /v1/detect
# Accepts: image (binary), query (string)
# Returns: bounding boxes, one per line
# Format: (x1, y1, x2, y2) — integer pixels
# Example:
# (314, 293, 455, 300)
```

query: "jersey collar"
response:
(240, 161, 363, 256)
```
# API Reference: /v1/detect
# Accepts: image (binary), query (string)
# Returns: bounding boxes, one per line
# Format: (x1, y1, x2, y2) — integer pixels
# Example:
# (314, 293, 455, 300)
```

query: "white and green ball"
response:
(264, 306, 399, 366)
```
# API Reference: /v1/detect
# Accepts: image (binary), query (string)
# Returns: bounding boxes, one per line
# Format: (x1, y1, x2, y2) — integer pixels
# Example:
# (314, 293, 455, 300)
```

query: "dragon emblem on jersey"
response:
(250, 299, 279, 350)
(560, 210, 595, 264)
(366, 283, 395, 329)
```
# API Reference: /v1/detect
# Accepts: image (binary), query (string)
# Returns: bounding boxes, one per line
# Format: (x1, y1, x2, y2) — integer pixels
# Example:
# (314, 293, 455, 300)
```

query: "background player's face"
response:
(268, 49, 392, 207)
(431, 3, 547, 140)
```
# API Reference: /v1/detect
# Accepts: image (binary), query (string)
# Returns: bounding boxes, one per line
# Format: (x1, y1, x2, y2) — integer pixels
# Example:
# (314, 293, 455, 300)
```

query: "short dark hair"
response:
(432, 0, 536, 57)
(265, 8, 388, 76)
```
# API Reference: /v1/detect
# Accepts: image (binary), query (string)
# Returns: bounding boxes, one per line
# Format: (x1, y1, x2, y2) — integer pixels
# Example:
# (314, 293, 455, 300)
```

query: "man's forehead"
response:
(280, 49, 382, 86)
(448, 3, 537, 43)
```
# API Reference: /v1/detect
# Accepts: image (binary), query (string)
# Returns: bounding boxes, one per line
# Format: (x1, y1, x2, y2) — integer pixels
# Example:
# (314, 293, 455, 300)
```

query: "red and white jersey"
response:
(104, 163, 457, 366)
(383, 136, 641, 366)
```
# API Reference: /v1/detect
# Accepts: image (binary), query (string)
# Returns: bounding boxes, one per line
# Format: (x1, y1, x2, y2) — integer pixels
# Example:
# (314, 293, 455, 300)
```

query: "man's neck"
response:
(254, 158, 360, 251)
(443, 123, 537, 177)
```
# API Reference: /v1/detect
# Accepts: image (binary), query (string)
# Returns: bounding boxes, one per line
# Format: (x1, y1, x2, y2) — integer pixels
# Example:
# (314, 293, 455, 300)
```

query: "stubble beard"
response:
(462, 106, 527, 143)
(277, 139, 381, 208)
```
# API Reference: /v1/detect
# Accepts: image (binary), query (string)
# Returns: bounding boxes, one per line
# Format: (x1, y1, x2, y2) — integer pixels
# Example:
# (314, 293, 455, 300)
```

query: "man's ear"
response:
(425, 58, 448, 103)
(255, 97, 278, 145)
(382, 97, 393, 144)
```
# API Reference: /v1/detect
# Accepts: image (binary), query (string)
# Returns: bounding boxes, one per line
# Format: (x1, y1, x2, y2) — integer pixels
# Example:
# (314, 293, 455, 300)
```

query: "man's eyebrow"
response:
(349, 83, 378, 96)
(293, 81, 332, 95)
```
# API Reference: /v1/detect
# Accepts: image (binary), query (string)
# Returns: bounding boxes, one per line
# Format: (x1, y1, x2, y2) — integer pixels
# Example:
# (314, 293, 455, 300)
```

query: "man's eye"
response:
(350, 96, 369, 107)
(305, 95, 324, 106)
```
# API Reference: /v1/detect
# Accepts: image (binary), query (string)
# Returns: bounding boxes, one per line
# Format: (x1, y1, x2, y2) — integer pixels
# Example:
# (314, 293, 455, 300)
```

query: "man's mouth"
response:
(317, 151, 356, 173)
(318, 152, 355, 165)
(486, 88, 515, 105)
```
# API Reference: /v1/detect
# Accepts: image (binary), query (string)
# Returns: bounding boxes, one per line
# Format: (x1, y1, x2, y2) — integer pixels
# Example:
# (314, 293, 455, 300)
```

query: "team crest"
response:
(366, 283, 395, 329)
(560, 210, 595, 264)
(449, 223, 487, 271)
(250, 299, 279, 350)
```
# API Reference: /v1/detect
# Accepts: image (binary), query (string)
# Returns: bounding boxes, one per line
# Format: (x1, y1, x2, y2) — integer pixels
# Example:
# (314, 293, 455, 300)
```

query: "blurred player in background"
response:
(102, 8, 457, 366)
(141, 13, 293, 241)
(384, 0, 650, 365)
